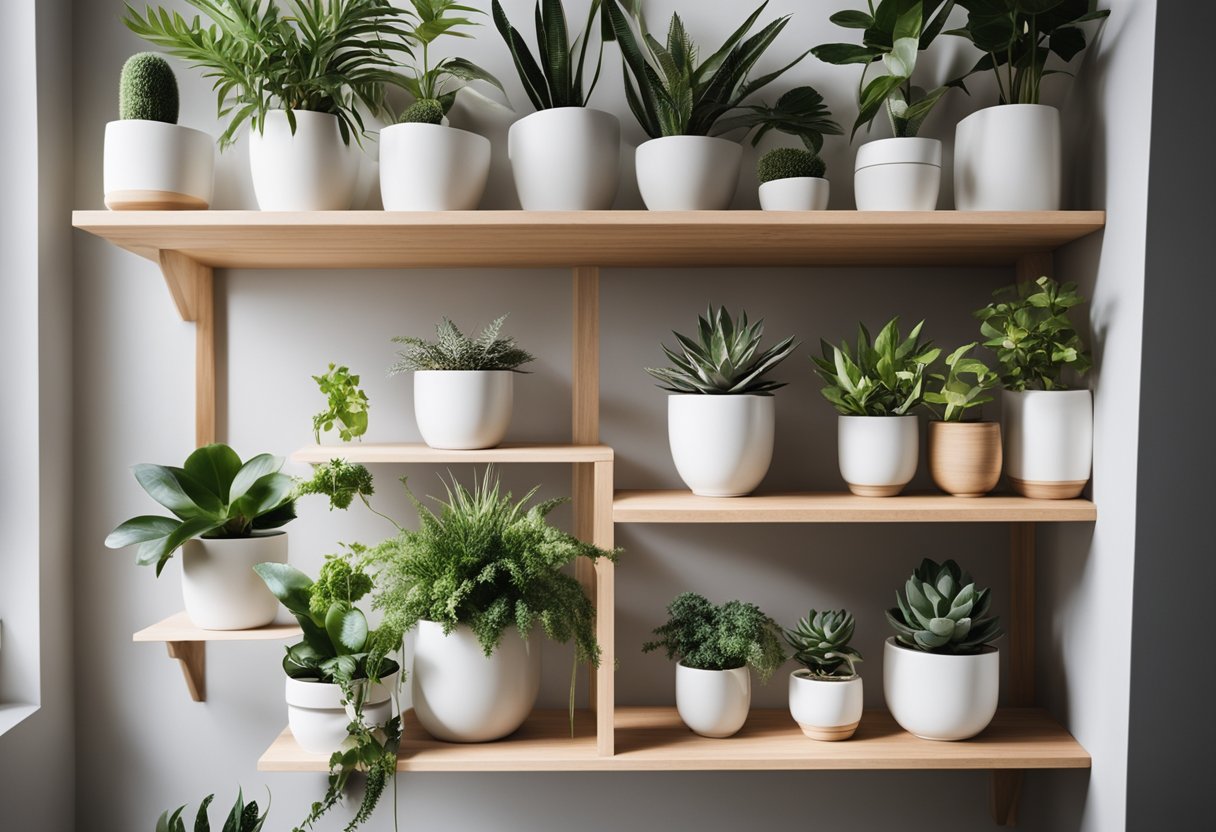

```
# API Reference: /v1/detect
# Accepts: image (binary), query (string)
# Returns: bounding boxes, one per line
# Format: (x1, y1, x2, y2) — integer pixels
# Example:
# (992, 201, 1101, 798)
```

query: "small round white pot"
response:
(668, 394, 775, 497)
(247, 110, 360, 210)
(1002, 389, 1093, 498)
(412, 620, 540, 742)
(181, 533, 286, 630)
(380, 122, 491, 211)
(286, 671, 399, 755)
(508, 107, 621, 210)
(837, 415, 919, 497)
(413, 370, 513, 450)
(883, 638, 998, 741)
(955, 104, 1061, 211)
(676, 663, 751, 738)
(635, 136, 742, 210)
(854, 137, 941, 211)
(103, 120, 214, 210)
(788, 671, 863, 741)
(758, 177, 830, 211)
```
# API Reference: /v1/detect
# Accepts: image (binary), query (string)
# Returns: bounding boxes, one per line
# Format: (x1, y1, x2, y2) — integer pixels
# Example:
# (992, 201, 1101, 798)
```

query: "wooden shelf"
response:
(613, 490, 1097, 523)
(292, 442, 613, 465)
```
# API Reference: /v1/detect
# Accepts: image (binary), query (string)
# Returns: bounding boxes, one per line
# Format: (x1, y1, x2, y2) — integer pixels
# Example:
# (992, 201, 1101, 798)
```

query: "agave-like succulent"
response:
(785, 608, 862, 679)
(886, 559, 1003, 655)
(812, 317, 941, 416)
(645, 306, 798, 395)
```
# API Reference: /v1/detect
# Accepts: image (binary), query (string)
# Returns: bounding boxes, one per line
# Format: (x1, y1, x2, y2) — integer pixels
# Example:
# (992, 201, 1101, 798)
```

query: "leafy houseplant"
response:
(925, 342, 1000, 420)
(924, 343, 1003, 496)
(312, 363, 369, 443)
(785, 609, 865, 741)
(397, 0, 503, 119)
(389, 315, 535, 373)
(157, 789, 268, 832)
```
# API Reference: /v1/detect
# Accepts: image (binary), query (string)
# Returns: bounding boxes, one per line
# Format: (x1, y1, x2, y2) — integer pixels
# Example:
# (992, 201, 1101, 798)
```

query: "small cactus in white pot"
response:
(785, 609, 863, 740)
(758, 148, 829, 211)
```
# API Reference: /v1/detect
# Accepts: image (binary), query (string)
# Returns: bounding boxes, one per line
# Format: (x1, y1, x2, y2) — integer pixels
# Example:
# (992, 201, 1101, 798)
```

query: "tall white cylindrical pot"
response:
(380, 122, 491, 210)
(676, 663, 751, 738)
(837, 415, 919, 497)
(413, 370, 514, 450)
(180, 533, 286, 630)
(103, 120, 215, 210)
(412, 620, 540, 742)
(788, 671, 864, 741)
(1002, 389, 1093, 498)
(854, 137, 941, 211)
(635, 136, 742, 210)
(508, 108, 621, 210)
(286, 670, 399, 755)
(759, 177, 830, 211)
(954, 104, 1061, 210)
(883, 638, 999, 741)
(668, 394, 775, 497)
(247, 110, 360, 210)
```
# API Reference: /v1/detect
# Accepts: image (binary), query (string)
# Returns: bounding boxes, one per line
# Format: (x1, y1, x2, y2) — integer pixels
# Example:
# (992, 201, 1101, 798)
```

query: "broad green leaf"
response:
(182, 444, 242, 501)
(133, 464, 205, 517)
(229, 453, 283, 503)
(326, 603, 369, 654)
(254, 562, 314, 619)
(105, 515, 180, 549)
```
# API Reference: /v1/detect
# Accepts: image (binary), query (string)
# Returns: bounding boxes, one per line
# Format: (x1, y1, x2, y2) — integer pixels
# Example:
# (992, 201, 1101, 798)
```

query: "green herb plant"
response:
(813, 317, 941, 416)
(312, 363, 370, 443)
(975, 275, 1091, 391)
(757, 147, 826, 182)
(120, 52, 179, 122)
(492, 0, 606, 110)
(389, 315, 535, 373)
(784, 609, 863, 680)
(644, 592, 786, 680)
(157, 789, 268, 832)
(924, 342, 999, 420)
(396, 0, 504, 123)
(887, 558, 1003, 653)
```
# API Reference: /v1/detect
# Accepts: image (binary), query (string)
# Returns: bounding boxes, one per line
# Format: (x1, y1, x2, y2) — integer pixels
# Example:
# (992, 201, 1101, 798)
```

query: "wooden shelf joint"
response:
(158, 250, 216, 446)
(165, 640, 206, 702)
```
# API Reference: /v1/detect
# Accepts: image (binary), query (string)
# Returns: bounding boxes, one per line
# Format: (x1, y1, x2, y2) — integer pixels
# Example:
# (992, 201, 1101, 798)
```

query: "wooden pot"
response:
(928, 421, 1002, 497)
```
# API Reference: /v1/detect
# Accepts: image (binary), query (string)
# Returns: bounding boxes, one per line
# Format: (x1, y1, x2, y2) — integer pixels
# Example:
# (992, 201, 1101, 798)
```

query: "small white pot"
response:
(412, 620, 540, 742)
(758, 177, 830, 211)
(955, 104, 1061, 211)
(837, 415, 919, 497)
(413, 370, 513, 450)
(635, 136, 742, 210)
(103, 120, 214, 210)
(380, 122, 491, 211)
(668, 394, 775, 497)
(1002, 389, 1093, 498)
(508, 107, 621, 210)
(854, 137, 941, 211)
(180, 533, 286, 630)
(286, 671, 399, 755)
(676, 663, 751, 738)
(247, 110, 360, 210)
(788, 671, 863, 741)
(883, 638, 998, 741)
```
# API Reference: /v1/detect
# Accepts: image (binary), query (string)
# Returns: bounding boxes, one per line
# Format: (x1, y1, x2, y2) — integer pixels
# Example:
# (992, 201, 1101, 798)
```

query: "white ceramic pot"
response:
(412, 620, 540, 742)
(380, 122, 491, 211)
(676, 663, 751, 738)
(247, 110, 360, 210)
(668, 394, 775, 497)
(286, 670, 399, 755)
(788, 671, 864, 741)
(180, 533, 286, 630)
(955, 104, 1061, 210)
(508, 107, 621, 210)
(1002, 389, 1093, 498)
(758, 177, 830, 211)
(883, 638, 998, 741)
(413, 370, 514, 450)
(103, 120, 214, 210)
(854, 137, 941, 211)
(635, 136, 742, 210)
(837, 415, 919, 497)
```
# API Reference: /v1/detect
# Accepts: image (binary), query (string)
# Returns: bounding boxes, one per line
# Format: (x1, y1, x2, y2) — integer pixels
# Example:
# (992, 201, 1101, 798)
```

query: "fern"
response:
(388, 315, 535, 373)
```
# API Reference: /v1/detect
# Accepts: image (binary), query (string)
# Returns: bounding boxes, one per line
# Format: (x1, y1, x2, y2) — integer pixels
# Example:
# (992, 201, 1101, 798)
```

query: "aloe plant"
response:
(785, 609, 863, 679)
(886, 558, 1003, 654)
(491, 0, 606, 110)
(813, 317, 941, 416)
(924, 342, 1000, 421)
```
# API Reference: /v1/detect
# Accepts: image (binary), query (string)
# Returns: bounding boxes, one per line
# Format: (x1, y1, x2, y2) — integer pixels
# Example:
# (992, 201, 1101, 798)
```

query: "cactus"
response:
(886, 558, 1003, 654)
(119, 52, 179, 123)
(785, 608, 862, 679)
(757, 147, 825, 183)
(399, 98, 444, 125)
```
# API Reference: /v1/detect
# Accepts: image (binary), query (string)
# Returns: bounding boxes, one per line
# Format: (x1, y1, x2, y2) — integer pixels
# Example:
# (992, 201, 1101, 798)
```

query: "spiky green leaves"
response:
(390, 314, 536, 373)
(886, 558, 1003, 654)
(975, 276, 1092, 391)
(924, 341, 1000, 421)
(813, 317, 941, 416)
(119, 52, 179, 123)
(784, 608, 862, 679)
(398, 0, 505, 114)
(643, 592, 786, 680)
(492, 0, 605, 110)
(156, 789, 268, 832)
(646, 305, 798, 395)
(757, 147, 825, 183)
(399, 97, 445, 124)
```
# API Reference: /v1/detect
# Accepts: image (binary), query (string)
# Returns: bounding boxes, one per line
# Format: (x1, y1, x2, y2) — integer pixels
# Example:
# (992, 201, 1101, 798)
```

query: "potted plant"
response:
(976, 276, 1093, 498)
(389, 315, 534, 450)
(813, 317, 940, 496)
(813, 0, 962, 210)
(785, 609, 864, 741)
(493, 0, 620, 210)
(312, 363, 370, 444)
(363, 469, 617, 742)
(924, 342, 1003, 496)
(645, 306, 798, 497)
(157, 789, 268, 832)
(125, 0, 411, 211)
(644, 592, 785, 739)
(103, 52, 214, 210)
(757, 147, 830, 211)
(884, 558, 1003, 740)
(949, 0, 1110, 210)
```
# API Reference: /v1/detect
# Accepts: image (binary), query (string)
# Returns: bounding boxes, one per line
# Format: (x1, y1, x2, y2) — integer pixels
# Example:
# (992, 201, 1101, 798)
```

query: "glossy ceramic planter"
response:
(380, 122, 491, 210)
(508, 107, 620, 210)
(286, 671, 399, 755)
(788, 671, 863, 741)
(181, 533, 285, 630)
(1002, 389, 1093, 498)
(667, 394, 775, 496)
(103, 120, 214, 210)
(854, 137, 941, 211)
(837, 415, 919, 496)
(883, 638, 998, 741)
(676, 663, 751, 738)
(248, 110, 360, 210)
(955, 104, 1061, 210)
(636, 136, 742, 210)
(759, 177, 830, 211)
(413, 370, 514, 450)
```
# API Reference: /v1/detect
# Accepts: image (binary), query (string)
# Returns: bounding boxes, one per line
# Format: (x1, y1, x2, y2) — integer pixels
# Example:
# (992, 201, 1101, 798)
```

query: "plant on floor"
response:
(785, 609, 863, 679)
(492, 0, 606, 110)
(974, 275, 1091, 391)
(644, 592, 786, 680)
(924, 342, 1000, 420)
(312, 363, 370, 443)
(120, 52, 179, 122)
(813, 317, 942, 415)
(395, 0, 504, 121)
(757, 147, 826, 183)
(886, 558, 1003, 653)
(645, 305, 798, 395)
(389, 314, 535, 373)
(157, 789, 268, 832)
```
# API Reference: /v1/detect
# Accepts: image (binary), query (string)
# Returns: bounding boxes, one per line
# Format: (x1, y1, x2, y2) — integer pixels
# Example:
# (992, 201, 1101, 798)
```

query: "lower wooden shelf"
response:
(291, 442, 614, 465)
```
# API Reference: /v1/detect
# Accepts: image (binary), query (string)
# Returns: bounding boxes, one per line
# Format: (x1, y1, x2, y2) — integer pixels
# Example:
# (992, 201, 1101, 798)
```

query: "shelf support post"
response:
(165, 641, 206, 702)
(158, 250, 216, 446)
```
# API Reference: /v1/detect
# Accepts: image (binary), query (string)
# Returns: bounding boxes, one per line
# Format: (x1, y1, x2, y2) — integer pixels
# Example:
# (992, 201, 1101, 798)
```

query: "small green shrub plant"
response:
(924, 342, 1000, 421)
(886, 558, 1003, 653)
(813, 317, 941, 416)
(785, 609, 862, 680)
(975, 275, 1091, 391)
(644, 592, 786, 681)
(312, 363, 370, 443)
(395, 0, 504, 123)
(389, 315, 535, 373)
(119, 52, 179, 123)
(156, 789, 268, 832)
(492, 0, 606, 110)
(757, 147, 826, 183)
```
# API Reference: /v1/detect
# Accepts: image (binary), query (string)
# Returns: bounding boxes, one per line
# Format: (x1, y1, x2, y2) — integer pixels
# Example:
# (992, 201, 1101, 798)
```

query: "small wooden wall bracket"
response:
(165, 641, 206, 702)
(158, 250, 216, 446)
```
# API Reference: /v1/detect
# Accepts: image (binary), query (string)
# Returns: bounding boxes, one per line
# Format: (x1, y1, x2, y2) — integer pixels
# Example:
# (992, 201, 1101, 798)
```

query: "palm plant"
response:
(492, 0, 606, 110)
(813, 317, 941, 416)
(397, 0, 504, 121)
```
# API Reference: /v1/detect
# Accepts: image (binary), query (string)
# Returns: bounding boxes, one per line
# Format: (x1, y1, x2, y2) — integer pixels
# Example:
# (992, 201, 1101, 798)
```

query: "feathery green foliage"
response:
(785, 608, 862, 679)
(492, 0, 606, 110)
(156, 789, 268, 832)
(389, 315, 535, 373)
(644, 592, 786, 680)
(975, 276, 1091, 391)
(886, 558, 1003, 654)
(295, 459, 376, 512)
(813, 317, 941, 416)
(757, 147, 825, 183)
(398, 97, 445, 123)
(312, 363, 369, 443)
(397, 0, 504, 117)
(925, 341, 999, 420)
(119, 52, 179, 122)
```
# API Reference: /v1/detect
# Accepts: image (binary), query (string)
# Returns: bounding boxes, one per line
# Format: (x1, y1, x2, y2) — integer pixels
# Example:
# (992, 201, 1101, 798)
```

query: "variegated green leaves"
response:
(886, 558, 1003, 653)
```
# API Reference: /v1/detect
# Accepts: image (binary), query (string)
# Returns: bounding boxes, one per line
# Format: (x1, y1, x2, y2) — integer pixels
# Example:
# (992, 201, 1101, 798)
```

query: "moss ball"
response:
(119, 52, 179, 123)
(399, 99, 445, 125)
(757, 147, 825, 183)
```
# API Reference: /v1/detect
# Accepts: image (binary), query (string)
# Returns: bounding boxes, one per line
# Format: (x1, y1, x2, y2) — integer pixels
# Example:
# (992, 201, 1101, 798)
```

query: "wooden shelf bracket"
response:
(165, 640, 206, 702)
(158, 250, 216, 446)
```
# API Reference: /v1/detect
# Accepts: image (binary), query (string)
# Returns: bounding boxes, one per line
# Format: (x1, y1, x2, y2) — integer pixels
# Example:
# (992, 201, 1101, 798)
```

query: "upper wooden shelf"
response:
(72, 210, 1105, 269)
(133, 611, 301, 642)
(292, 442, 613, 465)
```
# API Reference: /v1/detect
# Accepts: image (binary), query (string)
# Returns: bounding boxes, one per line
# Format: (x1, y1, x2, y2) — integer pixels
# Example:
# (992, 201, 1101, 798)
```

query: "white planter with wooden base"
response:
(676, 663, 751, 738)
(248, 110, 360, 210)
(883, 638, 998, 741)
(928, 420, 1003, 497)
(286, 671, 399, 755)
(854, 137, 941, 211)
(508, 107, 620, 210)
(788, 671, 863, 741)
(103, 120, 214, 210)
(759, 177, 830, 211)
(954, 104, 1061, 210)
(837, 415, 919, 496)
(380, 122, 491, 211)
(181, 532, 286, 630)
(668, 394, 775, 497)
(413, 370, 514, 450)
(1002, 389, 1093, 498)
(636, 136, 742, 210)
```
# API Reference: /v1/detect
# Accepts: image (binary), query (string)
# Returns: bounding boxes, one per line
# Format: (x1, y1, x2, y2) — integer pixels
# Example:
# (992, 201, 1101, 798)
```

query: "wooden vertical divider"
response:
(158, 250, 216, 446)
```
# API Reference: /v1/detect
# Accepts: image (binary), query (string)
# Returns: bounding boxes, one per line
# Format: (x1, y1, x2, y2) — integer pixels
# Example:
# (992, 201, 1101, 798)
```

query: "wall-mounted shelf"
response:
(292, 442, 613, 465)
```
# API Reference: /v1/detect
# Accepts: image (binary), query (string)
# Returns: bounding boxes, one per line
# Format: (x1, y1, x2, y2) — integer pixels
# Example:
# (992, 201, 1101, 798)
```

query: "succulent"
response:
(784, 608, 862, 679)
(389, 315, 535, 373)
(813, 317, 941, 416)
(975, 276, 1092, 391)
(924, 342, 1000, 421)
(156, 789, 267, 832)
(399, 98, 444, 125)
(886, 558, 1003, 655)
(643, 592, 786, 681)
(645, 305, 798, 395)
(757, 147, 826, 183)
(119, 52, 179, 123)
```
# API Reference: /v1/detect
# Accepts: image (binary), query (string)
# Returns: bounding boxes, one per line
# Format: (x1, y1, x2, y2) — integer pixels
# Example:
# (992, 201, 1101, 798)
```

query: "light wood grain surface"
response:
(132, 611, 301, 642)
(290, 442, 614, 465)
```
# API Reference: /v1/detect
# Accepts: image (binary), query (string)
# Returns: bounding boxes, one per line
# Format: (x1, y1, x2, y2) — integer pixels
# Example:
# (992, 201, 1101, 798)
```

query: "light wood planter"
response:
(928, 421, 1004, 497)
